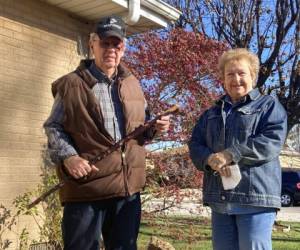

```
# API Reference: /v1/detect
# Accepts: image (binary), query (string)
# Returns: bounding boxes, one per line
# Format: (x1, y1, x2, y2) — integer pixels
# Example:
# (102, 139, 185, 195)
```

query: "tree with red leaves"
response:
(123, 28, 226, 212)
(124, 28, 227, 147)
(169, 0, 300, 133)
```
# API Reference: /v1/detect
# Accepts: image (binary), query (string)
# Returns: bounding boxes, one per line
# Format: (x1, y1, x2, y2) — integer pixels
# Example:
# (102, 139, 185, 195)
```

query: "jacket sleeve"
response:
(225, 98, 287, 166)
(43, 94, 78, 164)
(188, 111, 214, 172)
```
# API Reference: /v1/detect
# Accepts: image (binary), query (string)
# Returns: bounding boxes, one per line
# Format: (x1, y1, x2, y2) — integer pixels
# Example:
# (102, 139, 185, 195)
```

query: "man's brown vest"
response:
(52, 60, 146, 203)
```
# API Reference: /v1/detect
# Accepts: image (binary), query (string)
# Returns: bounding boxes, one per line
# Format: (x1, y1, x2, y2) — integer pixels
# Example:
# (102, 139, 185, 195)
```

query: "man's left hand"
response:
(155, 115, 170, 135)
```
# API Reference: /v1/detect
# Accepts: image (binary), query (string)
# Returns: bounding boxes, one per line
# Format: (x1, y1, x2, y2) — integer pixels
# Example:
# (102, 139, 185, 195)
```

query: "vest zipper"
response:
(118, 78, 129, 196)
(121, 146, 129, 196)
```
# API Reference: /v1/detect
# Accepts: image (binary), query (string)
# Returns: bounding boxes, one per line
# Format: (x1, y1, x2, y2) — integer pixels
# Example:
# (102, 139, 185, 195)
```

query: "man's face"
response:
(91, 36, 125, 72)
(223, 59, 254, 102)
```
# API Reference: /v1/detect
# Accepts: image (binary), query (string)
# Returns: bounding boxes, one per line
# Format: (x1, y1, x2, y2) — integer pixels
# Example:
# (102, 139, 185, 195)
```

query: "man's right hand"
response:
(63, 155, 99, 179)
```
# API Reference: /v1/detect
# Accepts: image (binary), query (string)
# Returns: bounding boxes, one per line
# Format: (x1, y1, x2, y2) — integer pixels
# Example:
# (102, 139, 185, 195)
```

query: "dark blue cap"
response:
(95, 16, 126, 40)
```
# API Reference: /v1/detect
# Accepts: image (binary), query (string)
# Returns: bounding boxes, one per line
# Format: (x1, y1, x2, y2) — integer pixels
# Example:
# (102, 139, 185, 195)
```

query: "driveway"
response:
(143, 192, 300, 222)
(277, 206, 300, 222)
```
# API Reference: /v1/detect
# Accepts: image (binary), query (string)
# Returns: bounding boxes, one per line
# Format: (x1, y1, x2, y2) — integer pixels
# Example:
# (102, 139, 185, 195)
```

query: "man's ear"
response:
(90, 45, 94, 55)
(89, 39, 94, 49)
(89, 43, 94, 58)
(120, 46, 125, 57)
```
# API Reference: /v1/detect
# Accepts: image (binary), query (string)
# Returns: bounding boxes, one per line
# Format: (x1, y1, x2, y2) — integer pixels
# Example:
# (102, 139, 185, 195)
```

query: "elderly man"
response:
(44, 16, 170, 250)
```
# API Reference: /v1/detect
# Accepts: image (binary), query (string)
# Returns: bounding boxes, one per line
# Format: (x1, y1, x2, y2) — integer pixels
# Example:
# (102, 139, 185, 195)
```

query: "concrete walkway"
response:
(142, 190, 300, 222)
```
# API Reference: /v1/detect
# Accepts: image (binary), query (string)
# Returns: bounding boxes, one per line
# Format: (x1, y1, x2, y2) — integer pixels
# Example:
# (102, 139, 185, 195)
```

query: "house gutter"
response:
(124, 0, 141, 25)
(142, 0, 181, 21)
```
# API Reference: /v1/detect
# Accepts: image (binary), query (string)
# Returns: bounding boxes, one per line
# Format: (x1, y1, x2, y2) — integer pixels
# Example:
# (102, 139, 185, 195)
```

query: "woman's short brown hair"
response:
(218, 48, 260, 87)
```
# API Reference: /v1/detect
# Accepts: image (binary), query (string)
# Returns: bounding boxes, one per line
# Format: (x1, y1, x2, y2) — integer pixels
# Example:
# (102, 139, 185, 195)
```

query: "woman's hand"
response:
(207, 151, 233, 177)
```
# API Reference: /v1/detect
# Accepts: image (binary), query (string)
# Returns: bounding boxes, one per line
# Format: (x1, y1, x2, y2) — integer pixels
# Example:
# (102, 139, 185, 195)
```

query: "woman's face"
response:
(223, 59, 254, 103)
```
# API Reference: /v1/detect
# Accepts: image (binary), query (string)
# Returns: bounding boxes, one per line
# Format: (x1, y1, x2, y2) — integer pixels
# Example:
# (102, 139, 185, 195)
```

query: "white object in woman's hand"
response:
(220, 164, 242, 190)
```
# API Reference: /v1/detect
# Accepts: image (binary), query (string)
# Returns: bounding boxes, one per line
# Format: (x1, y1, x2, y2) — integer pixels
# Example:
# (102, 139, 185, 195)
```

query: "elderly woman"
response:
(189, 48, 287, 250)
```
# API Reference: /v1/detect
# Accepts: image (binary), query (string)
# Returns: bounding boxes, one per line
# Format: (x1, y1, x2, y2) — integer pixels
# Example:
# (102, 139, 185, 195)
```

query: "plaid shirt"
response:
(44, 63, 126, 164)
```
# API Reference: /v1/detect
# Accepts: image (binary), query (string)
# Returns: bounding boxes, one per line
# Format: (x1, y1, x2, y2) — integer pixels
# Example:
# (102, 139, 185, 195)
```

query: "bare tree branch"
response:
(167, 0, 300, 131)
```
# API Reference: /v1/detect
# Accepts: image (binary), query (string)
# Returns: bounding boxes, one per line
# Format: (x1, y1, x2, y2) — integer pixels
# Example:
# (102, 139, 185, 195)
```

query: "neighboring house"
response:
(0, 0, 180, 247)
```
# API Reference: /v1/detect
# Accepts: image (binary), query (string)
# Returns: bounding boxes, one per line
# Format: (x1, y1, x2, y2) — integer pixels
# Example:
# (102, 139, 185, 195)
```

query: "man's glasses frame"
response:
(93, 39, 124, 51)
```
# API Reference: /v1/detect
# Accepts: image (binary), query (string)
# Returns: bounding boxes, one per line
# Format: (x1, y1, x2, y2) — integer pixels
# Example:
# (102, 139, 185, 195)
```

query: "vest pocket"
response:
(71, 151, 123, 184)
(125, 144, 146, 169)
(126, 144, 146, 191)
(93, 151, 123, 175)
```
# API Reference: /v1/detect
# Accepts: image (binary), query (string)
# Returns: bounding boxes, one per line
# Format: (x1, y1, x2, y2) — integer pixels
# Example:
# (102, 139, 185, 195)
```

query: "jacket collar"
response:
(216, 88, 261, 106)
(248, 88, 261, 100)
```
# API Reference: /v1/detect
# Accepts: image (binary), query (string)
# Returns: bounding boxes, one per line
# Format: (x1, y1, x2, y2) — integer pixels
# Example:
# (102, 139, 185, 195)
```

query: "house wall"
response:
(0, 0, 91, 248)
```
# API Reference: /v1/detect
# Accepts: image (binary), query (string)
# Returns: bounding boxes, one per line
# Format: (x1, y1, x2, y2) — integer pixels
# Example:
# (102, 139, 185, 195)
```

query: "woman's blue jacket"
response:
(189, 88, 287, 208)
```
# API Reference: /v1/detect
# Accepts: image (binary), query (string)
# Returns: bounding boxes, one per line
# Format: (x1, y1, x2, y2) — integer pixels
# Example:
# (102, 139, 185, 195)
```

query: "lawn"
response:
(138, 215, 300, 249)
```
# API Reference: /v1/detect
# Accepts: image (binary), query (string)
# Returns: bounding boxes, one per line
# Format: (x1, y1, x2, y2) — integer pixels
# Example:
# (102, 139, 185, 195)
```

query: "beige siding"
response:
(280, 150, 300, 168)
(0, 0, 91, 248)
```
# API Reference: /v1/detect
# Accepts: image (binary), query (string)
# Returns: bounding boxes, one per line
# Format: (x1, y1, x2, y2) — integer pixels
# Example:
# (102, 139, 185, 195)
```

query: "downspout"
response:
(124, 0, 141, 25)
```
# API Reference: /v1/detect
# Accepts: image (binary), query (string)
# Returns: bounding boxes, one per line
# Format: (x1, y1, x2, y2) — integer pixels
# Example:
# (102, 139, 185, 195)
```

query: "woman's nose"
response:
(232, 74, 240, 82)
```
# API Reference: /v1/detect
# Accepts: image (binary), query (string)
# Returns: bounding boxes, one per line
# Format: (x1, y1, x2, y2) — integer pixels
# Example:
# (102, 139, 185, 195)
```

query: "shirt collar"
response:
(217, 88, 261, 106)
(88, 62, 117, 84)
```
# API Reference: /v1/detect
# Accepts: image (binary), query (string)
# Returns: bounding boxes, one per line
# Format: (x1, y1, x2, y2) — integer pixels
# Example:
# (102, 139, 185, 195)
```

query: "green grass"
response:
(272, 221, 300, 250)
(138, 216, 300, 250)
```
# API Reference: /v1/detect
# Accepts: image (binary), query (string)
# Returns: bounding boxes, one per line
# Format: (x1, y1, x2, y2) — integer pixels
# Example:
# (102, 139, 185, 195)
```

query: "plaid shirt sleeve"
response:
(43, 94, 78, 164)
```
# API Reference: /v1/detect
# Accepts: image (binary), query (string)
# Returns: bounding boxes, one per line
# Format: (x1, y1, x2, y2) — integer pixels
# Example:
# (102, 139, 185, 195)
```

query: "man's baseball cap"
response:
(95, 16, 126, 40)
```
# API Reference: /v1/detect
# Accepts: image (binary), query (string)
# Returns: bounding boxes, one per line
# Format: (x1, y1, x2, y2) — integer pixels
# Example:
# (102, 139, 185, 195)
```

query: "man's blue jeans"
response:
(62, 193, 141, 250)
(211, 210, 276, 250)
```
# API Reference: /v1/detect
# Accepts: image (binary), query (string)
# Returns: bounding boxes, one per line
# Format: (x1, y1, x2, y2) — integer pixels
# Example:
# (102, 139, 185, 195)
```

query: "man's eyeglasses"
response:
(94, 39, 123, 51)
